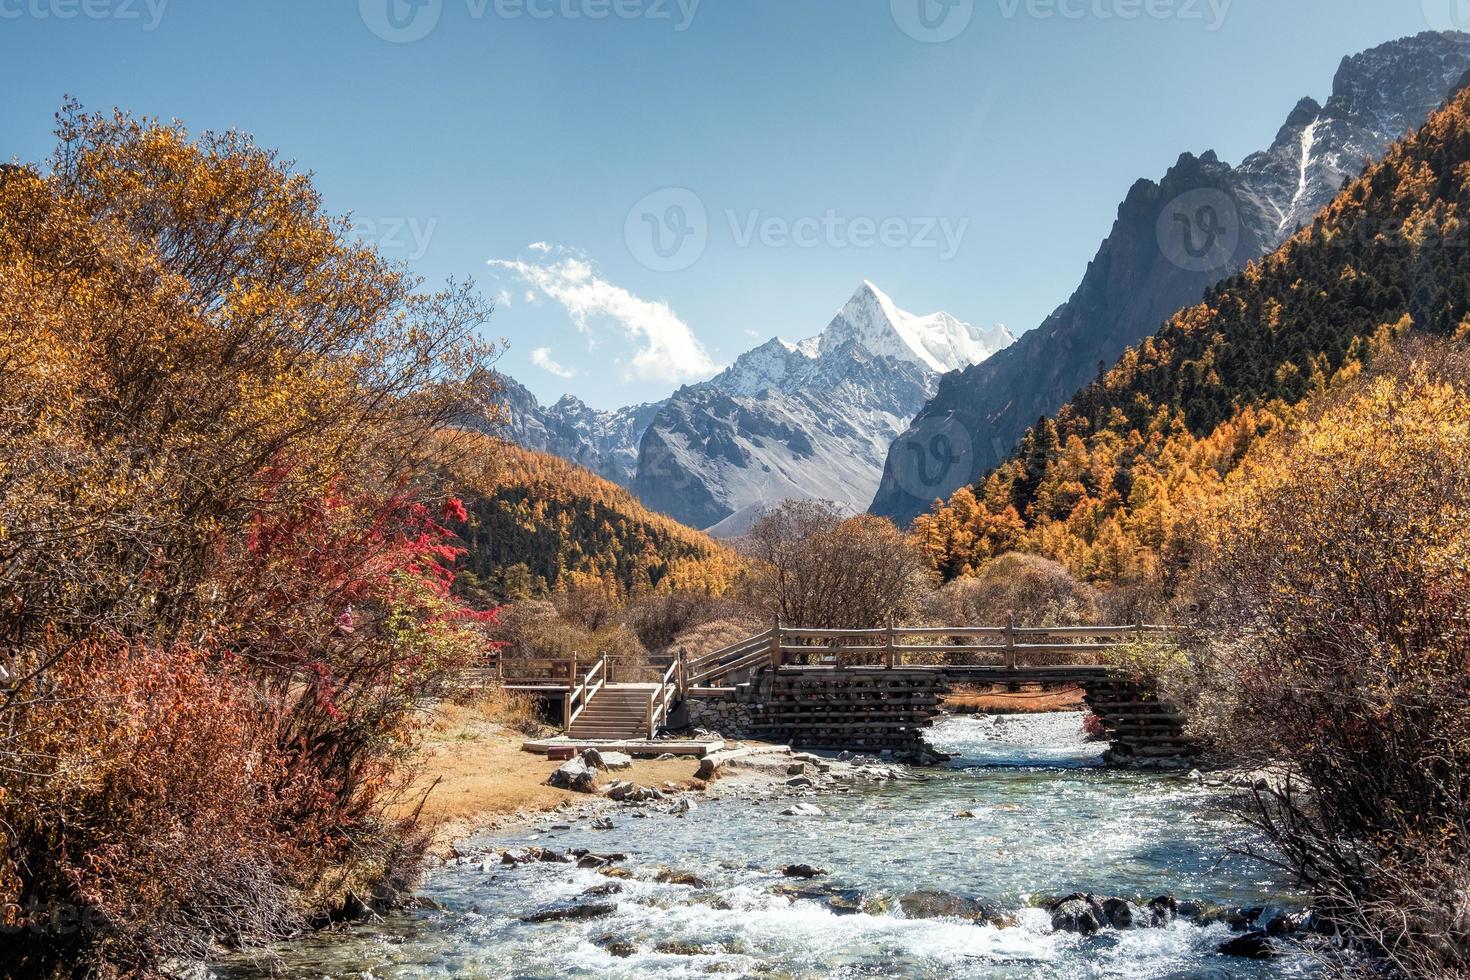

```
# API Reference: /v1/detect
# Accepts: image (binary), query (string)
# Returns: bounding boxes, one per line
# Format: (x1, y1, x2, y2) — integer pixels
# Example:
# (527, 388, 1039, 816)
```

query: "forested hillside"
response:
(446, 434, 739, 600)
(916, 81, 1470, 583)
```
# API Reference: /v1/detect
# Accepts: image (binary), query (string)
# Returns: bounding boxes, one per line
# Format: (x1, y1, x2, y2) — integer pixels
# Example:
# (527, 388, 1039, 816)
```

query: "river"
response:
(215, 713, 1315, 978)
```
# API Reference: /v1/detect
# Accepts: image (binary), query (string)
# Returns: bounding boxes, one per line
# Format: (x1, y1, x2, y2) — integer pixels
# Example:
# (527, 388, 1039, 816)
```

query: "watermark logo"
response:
(625, 187, 709, 273)
(0, 0, 170, 30)
(891, 0, 974, 42)
(360, 0, 442, 42)
(361, 0, 699, 43)
(1156, 187, 1241, 274)
(1423, 0, 1470, 30)
(995, 0, 1231, 30)
(889, 415, 976, 503)
(728, 210, 969, 260)
(350, 216, 438, 261)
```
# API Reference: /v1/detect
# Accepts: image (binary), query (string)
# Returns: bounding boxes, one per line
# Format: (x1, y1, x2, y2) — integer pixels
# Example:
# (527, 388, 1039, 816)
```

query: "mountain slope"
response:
(872, 30, 1470, 525)
(630, 282, 1012, 531)
(445, 433, 739, 599)
(913, 75, 1470, 582)
(489, 374, 658, 488)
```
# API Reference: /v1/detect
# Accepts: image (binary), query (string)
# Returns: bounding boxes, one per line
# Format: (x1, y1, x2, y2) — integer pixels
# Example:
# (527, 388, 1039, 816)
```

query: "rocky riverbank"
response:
(216, 713, 1314, 979)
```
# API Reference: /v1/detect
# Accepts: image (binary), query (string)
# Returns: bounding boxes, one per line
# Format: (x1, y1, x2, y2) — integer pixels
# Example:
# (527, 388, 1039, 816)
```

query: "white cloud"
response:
(530, 347, 577, 380)
(528, 241, 552, 254)
(494, 288, 513, 308)
(489, 247, 720, 384)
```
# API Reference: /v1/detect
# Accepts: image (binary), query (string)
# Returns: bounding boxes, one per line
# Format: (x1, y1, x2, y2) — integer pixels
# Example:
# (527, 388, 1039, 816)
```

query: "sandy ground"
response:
(944, 684, 1088, 714)
(401, 702, 706, 853)
(403, 691, 1089, 854)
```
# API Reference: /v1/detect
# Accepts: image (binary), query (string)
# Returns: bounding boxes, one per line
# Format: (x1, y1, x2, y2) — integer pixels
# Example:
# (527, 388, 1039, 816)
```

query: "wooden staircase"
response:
(568, 683, 660, 740)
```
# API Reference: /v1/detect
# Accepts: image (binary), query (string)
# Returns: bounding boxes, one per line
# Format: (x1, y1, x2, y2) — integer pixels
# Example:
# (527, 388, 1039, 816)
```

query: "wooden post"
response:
(1004, 614, 1017, 669)
(769, 615, 782, 671)
(568, 653, 578, 688)
(678, 646, 688, 697)
(885, 616, 896, 669)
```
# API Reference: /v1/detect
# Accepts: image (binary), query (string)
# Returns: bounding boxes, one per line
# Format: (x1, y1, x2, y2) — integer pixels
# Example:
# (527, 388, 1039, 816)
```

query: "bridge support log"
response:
(686, 667, 951, 763)
(1083, 679, 1198, 767)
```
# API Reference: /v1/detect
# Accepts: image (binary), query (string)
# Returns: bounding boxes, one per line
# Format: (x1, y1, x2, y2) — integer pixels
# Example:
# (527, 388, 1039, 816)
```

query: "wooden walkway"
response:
(472, 622, 1189, 759)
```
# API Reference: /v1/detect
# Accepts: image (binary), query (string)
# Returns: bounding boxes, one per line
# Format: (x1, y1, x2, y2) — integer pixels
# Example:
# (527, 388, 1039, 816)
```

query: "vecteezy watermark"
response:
(360, 0, 700, 43)
(625, 188, 970, 272)
(0, 0, 168, 30)
(887, 415, 977, 504)
(349, 216, 439, 261)
(728, 211, 970, 261)
(891, 0, 975, 43)
(1, 899, 103, 936)
(1423, 0, 1470, 31)
(1156, 187, 1241, 274)
(625, 187, 709, 273)
(997, 0, 1231, 30)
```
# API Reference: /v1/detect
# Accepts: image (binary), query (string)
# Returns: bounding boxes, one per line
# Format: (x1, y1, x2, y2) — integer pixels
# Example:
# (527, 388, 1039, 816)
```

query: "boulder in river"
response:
(594, 935, 637, 958)
(900, 891, 1014, 927)
(1050, 894, 1108, 935)
(581, 882, 623, 897)
(1218, 931, 1277, 959)
(781, 864, 828, 879)
(1146, 895, 1178, 926)
(654, 869, 709, 888)
(1101, 897, 1140, 929)
(780, 803, 825, 817)
(520, 901, 617, 923)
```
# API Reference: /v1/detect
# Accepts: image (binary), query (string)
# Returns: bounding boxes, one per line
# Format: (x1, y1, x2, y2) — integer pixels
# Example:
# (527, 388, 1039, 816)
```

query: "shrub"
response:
(623, 591, 758, 653)
(1178, 353, 1470, 975)
(923, 552, 1101, 627)
(739, 500, 934, 628)
(0, 644, 292, 977)
(0, 106, 498, 973)
(669, 615, 768, 660)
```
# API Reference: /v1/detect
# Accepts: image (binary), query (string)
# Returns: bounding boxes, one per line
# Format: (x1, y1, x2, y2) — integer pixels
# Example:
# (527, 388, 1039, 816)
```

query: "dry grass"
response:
(400, 698, 705, 854)
(944, 684, 1087, 715)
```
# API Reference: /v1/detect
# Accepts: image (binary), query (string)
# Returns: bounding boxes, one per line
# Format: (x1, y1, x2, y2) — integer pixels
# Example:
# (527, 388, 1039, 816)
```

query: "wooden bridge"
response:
(480, 621, 1191, 763)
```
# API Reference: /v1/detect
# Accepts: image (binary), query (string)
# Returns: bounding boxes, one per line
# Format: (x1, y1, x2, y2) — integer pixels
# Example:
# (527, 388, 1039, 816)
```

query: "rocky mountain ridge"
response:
(870, 30, 1470, 524)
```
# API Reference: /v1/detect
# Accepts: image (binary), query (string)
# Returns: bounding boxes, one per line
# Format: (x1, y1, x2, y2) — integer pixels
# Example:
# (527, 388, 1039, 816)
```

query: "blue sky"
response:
(1, 0, 1459, 408)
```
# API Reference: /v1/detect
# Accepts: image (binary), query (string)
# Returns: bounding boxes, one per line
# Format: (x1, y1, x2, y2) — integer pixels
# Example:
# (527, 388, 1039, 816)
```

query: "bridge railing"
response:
(682, 629, 774, 687)
(771, 620, 1173, 671)
(563, 654, 607, 732)
(499, 656, 591, 689)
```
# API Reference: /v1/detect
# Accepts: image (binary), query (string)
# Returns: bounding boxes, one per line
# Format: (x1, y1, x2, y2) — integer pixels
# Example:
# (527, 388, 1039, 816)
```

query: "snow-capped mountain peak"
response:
(819, 280, 1013, 374)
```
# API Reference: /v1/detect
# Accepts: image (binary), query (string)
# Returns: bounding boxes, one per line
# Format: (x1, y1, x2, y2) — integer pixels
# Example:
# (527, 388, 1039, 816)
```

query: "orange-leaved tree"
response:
(0, 103, 499, 975)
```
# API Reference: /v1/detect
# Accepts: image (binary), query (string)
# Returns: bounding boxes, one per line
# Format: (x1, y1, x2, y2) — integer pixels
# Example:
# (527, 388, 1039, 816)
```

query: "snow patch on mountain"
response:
(819, 281, 1014, 374)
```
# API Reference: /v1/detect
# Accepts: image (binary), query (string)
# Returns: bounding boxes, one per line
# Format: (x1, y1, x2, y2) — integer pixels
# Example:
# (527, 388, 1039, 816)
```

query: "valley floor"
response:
(400, 701, 706, 854)
(405, 690, 1092, 854)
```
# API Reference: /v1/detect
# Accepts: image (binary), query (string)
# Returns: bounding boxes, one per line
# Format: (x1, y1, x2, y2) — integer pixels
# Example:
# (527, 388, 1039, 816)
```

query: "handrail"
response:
(684, 636, 770, 687)
(687, 643, 770, 686)
(683, 629, 772, 672)
(646, 658, 680, 738)
(564, 654, 606, 732)
(690, 621, 1176, 676)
